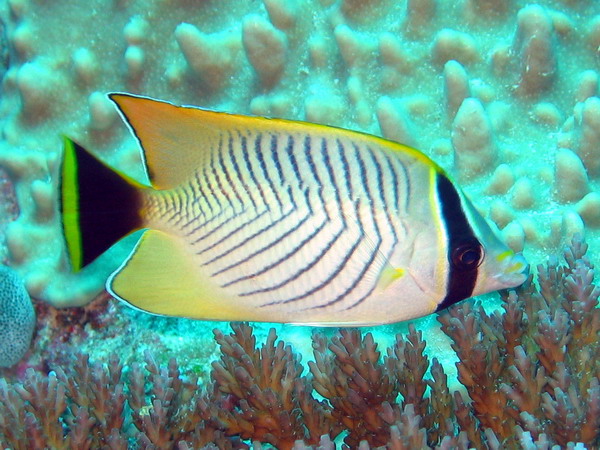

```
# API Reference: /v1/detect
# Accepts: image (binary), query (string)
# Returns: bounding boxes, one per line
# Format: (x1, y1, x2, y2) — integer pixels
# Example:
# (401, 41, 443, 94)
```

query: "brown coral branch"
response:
(425, 358, 455, 443)
(15, 369, 67, 449)
(309, 328, 398, 447)
(499, 345, 545, 420)
(386, 324, 429, 420)
(210, 323, 332, 449)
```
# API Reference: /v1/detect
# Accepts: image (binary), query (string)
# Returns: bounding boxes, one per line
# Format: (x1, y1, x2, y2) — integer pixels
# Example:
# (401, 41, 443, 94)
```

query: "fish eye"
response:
(451, 240, 484, 271)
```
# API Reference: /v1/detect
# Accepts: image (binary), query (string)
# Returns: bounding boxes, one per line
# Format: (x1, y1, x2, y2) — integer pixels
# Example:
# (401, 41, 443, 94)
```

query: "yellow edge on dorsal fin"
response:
(107, 229, 262, 321)
(109, 93, 446, 190)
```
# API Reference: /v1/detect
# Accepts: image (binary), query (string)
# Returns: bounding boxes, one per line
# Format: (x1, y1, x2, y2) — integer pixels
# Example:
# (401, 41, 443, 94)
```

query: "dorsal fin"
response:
(109, 93, 446, 191)
(109, 93, 243, 189)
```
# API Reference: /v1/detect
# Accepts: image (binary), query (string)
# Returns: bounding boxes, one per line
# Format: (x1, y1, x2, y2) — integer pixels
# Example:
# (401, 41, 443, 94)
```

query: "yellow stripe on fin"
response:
(108, 230, 257, 321)
(61, 137, 83, 271)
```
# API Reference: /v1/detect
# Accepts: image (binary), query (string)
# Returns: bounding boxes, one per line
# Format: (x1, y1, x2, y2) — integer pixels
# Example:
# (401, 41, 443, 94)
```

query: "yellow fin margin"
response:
(61, 137, 83, 271)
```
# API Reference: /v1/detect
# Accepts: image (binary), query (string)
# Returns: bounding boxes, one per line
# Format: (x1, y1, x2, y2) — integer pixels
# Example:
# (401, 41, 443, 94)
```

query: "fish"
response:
(60, 93, 529, 326)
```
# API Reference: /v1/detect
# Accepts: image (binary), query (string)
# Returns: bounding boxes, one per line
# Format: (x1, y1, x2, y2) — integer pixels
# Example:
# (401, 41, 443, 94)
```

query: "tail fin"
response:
(60, 138, 146, 271)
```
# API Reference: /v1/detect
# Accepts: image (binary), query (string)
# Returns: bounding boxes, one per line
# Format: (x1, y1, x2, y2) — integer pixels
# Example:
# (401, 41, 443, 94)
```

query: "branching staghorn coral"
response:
(0, 236, 598, 448)
(310, 329, 398, 446)
(207, 325, 336, 448)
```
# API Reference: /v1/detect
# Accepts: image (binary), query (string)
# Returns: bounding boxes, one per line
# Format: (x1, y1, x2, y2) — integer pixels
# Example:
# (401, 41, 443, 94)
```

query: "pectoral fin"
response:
(378, 265, 406, 290)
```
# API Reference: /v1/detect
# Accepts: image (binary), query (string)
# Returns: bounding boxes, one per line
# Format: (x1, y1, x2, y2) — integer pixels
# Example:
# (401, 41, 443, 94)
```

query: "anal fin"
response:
(108, 230, 246, 321)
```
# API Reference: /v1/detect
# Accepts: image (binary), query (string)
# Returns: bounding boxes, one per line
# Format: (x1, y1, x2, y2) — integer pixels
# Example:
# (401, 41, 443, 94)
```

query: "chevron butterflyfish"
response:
(60, 93, 529, 326)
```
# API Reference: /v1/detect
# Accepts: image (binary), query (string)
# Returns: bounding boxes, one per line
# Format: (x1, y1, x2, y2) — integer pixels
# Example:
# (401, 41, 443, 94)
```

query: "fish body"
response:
(60, 94, 528, 326)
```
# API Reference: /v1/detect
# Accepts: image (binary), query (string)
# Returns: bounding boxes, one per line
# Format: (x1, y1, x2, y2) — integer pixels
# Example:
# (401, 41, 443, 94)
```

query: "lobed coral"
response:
(0, 0, 598, 308)
(0, 265, 35, 367)
(0, 236, 598, 448)
(0, 166, 18, 264)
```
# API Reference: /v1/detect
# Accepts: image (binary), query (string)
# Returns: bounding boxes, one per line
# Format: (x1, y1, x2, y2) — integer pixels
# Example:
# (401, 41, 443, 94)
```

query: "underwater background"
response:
(0, 0, 599, 448)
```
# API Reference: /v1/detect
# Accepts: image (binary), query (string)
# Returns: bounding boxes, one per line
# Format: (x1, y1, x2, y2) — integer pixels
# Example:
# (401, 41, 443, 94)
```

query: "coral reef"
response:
(438, 235, 600, 447)
(0, 236, 597, 448)
(0, 166, 19, 263)
(0, 0, 598, 308)
(0, 0, 598, 441)
(0, 265, 34, 367)
(0, 15, 7, 80)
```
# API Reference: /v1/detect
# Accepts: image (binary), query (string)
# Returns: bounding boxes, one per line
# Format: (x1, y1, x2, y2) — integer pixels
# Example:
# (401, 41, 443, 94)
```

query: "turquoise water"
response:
(0, 0, 599, 447)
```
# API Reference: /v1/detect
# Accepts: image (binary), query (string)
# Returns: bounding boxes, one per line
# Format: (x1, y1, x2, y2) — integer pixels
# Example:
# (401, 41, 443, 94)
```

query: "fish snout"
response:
(499, 252, 529, 287)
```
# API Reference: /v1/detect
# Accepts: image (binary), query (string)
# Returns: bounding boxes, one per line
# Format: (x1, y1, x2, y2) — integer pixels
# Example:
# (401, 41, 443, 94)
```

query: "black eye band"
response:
(435, 174, 481, 312)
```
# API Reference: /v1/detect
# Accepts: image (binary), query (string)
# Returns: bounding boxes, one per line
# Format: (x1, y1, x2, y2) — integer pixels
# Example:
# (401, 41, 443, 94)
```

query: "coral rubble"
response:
(0, 236, 598, 448)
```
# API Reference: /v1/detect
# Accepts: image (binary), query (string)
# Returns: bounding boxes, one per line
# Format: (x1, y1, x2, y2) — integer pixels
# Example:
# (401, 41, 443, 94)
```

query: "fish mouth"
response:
(498, 252, 529, 287)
